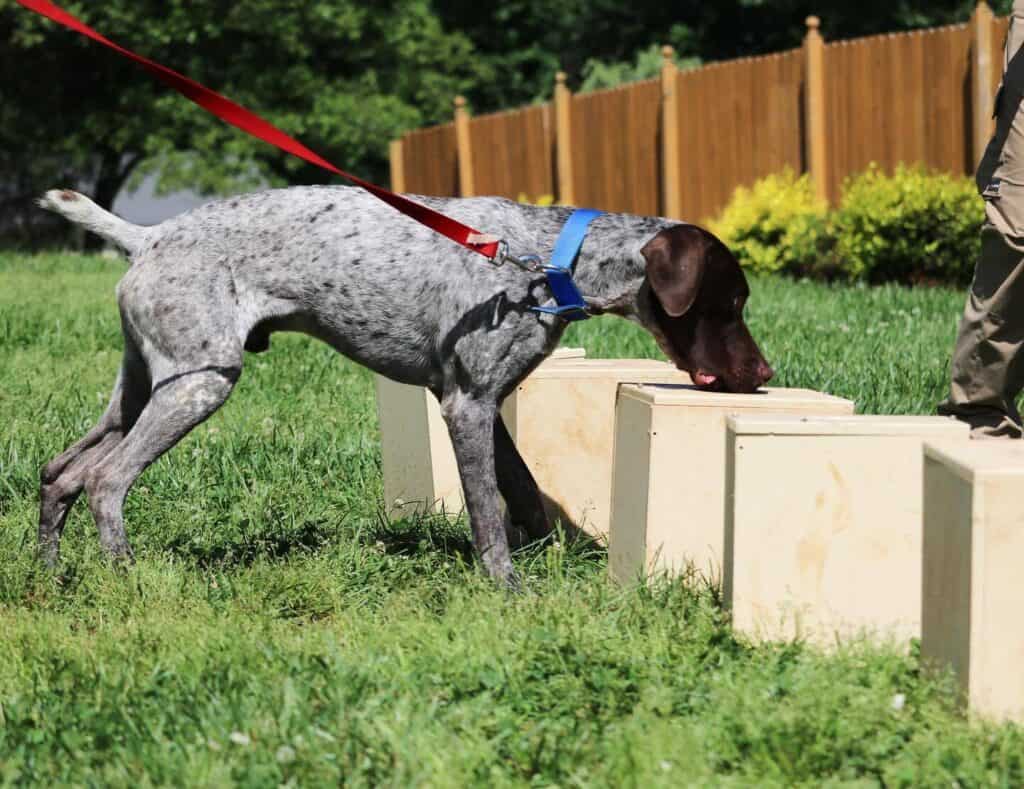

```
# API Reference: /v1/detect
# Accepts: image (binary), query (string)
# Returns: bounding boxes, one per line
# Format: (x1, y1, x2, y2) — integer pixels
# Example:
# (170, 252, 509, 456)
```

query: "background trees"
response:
(0, 0, 1009, 246)
(0, 0, 484, 245)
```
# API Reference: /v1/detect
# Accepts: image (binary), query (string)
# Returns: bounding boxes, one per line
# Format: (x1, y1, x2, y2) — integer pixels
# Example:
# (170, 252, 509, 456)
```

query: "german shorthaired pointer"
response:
(38, 186, 773, 587)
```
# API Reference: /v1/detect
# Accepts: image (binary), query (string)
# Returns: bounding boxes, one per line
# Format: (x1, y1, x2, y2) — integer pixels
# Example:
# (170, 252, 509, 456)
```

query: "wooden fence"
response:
(673, 49, 805, 221)
(391, 2, 1009, 223)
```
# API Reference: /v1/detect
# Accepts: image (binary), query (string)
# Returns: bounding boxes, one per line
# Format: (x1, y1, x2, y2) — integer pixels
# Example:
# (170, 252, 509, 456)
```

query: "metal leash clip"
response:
(494, 240, 545, 273)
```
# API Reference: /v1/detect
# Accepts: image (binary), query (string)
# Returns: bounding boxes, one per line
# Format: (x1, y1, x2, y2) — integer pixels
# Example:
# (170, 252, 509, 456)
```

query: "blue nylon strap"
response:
(531, 208, 604, 322)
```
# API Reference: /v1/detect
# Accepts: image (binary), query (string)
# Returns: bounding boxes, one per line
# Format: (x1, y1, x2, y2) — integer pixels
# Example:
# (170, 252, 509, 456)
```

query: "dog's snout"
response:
(732, 358, 774, 392)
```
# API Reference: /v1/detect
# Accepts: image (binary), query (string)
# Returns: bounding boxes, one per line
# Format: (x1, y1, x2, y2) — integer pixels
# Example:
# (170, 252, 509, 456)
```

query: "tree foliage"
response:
(438, 0, 990, 104)
(0, 0, 1011, 246)
(0, 0, 484, 245)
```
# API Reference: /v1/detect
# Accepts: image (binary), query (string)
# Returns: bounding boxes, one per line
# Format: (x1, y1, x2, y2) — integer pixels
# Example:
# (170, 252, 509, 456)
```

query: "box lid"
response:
(618, 383, 853, 411)
(924, 440, 1024, 482)
(550, 347, 586, 360)
(531, 358, 692, 381)
(727, 413, 968, 437)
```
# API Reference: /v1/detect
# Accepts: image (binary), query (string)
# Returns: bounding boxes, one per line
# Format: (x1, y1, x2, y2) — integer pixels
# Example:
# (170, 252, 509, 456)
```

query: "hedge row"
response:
(709, 166, 985, 286)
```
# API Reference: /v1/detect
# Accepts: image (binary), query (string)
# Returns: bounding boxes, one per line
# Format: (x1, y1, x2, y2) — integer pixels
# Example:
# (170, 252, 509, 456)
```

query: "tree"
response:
(0, 0, 486, 246)
(0, 0, 1012, 248)
(437, 0, 994, 108)
(578, 46, 701, 94)
(433, 0, 704, 106)
(690, 0, 979, 60)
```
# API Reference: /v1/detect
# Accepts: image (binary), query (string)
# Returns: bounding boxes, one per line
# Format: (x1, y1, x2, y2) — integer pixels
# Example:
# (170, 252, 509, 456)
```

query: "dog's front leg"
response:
(442, 393, 517, 588)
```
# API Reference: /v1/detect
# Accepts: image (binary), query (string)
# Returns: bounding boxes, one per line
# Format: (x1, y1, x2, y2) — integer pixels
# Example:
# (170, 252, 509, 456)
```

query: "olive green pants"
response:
(939, 227, 1024, 438)
(940, 4, 1024, 438)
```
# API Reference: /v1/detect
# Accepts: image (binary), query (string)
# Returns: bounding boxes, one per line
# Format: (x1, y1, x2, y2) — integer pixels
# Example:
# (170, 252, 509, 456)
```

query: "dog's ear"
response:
(641, 226, 707, 317)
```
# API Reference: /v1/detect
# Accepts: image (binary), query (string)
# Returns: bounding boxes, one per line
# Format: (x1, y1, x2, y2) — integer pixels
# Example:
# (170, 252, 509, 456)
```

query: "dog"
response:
(37, 186, 773, 587)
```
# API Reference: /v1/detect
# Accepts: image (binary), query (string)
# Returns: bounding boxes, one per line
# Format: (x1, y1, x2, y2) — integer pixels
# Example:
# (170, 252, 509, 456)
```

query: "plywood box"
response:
(609, 386, 855, 585)
(376, 347, 586, 519)
(500, 359, 694, 537)
(377, 352, 693, 536)
(921, 441, 1024, 724)
(724, 415, 968, 646)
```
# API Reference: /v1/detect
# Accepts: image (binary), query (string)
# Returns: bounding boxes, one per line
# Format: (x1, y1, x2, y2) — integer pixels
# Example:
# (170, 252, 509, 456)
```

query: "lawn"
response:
(1, 253, 1021, 786)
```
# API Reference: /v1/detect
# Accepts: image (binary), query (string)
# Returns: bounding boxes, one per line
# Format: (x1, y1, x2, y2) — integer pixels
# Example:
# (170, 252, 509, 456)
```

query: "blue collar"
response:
(530, 208, 604, 322)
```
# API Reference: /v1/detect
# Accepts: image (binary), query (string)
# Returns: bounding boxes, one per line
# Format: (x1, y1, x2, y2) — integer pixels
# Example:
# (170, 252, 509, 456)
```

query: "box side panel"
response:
(730, 435, 818, 639)
(971, 477, 1024, 722)
(646, 407, 726, 582)
(609, 396, 653, 583)
(723, 426, 739, 607)
(425, 391, 465, 514)
(921, 455, 973, 703)
(499, 389, 518, 442)
(514, 377, 628, 537)
(375, 376, 438, 516)
(647, 401, 856, 587)
(501, 351, 592, 442)
(731, 435, 927, 644)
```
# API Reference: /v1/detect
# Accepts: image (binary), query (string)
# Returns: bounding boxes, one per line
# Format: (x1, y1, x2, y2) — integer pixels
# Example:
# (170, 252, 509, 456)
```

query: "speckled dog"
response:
(38, 186, 773, 586)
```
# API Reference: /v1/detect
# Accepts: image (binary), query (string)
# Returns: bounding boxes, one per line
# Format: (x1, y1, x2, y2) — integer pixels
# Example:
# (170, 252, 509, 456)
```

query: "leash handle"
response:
(14, 0, 501, 260)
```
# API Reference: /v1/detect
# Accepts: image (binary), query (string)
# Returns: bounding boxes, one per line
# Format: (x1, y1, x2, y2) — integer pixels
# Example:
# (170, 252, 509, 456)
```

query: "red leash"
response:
(14, 0, 502, 260)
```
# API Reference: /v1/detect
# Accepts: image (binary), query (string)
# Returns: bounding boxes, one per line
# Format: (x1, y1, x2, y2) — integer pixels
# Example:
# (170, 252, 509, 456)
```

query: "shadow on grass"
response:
(363, 507, 476, 562)
(160, 517, 344, 569)
(144, 498, 611, 576)
(366, 503, 612, 567)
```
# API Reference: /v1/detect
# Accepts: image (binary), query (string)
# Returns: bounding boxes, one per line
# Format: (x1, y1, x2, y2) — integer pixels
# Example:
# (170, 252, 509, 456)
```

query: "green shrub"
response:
(831, 164, 984, 285)
(517, 193, 556, 206)
(710, 165, 985, 285)
(579, 43, 701, 93)
(709, 169, 830, 276)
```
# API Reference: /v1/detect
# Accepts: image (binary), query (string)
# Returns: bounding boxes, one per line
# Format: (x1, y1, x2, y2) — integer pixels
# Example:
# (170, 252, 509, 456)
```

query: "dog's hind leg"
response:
(38, 337, 150, 564)
(494, 414, 552, 545)
(82, 364, 239, 560)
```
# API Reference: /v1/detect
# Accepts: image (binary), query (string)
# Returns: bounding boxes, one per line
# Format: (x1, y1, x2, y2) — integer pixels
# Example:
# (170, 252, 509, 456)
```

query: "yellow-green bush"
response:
(832, 164, 984, 285)
(517, 193, 556, 206)
(710, 169, 829, 276)
(710, 165, 985, 285)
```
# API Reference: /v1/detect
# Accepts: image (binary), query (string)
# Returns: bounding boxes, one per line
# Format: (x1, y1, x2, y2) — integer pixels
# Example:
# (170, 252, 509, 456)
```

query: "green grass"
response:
(1, 253, 1021, 787)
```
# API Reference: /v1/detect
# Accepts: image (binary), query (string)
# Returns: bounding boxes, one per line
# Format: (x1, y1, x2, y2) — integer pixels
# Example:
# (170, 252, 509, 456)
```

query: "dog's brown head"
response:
(640, 224, 773, 394)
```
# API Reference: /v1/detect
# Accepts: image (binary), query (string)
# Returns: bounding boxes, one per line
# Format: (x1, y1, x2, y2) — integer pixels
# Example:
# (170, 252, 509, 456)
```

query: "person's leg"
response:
(941, 5, 1024, 438)
(939, 225, 1024, 438)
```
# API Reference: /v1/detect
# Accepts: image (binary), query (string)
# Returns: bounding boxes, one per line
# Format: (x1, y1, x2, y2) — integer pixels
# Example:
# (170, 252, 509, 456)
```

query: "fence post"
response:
(972, 1, 996, 169)
(660, 46, 682, 218)
(454, 96, 475, 197)
(389, 139, 406, 193)
(803, 16, 828, 202)
(554, 71, 576, 206)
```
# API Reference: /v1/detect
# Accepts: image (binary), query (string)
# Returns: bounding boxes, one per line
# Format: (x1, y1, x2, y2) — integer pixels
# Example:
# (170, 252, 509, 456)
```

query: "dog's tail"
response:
(37, 189, 147, 257)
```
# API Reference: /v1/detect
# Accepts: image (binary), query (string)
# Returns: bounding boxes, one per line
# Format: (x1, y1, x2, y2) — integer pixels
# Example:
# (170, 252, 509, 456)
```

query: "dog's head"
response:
(638, 224, 773, 393)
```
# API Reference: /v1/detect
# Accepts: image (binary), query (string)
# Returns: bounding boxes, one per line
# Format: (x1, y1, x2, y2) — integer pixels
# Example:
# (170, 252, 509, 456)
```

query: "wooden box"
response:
(724, 415, 968, 646)
(375, 347, 586, 519)
(609, 386, 855, 584)
(500, 359, 693, 537)
(921, 441, 1024, 723)
(378, 352, 693, 537)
